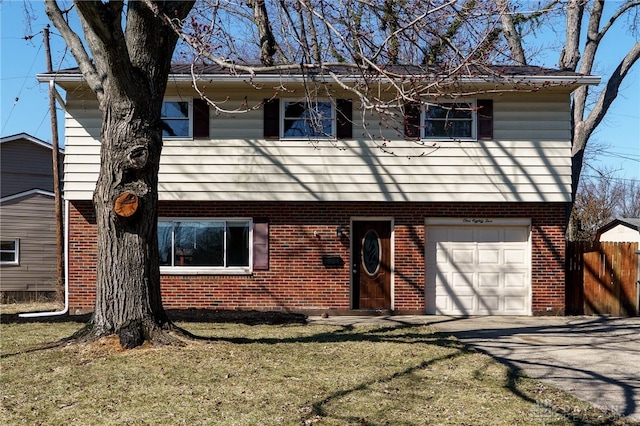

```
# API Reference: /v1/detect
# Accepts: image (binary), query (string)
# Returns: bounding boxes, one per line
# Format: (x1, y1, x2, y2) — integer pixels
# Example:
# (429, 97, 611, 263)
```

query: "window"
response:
(158, 219, 251, 271)
(160, 98, 210, 139)
(0, 239, 19, 265)
(264, 99, 352, 140)
(282, 100, 335, 139)
(423, 100, 476, 140)
(161, 100, 191, 138)
(403, 99, 493, 141)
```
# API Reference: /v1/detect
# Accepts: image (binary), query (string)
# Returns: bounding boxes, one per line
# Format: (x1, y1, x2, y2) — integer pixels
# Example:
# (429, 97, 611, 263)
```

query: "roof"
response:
(0, 133, 64, 153)
(0, 189, 55, 203)
(597, 218, 640, 236)
(37, 63, 601, 87)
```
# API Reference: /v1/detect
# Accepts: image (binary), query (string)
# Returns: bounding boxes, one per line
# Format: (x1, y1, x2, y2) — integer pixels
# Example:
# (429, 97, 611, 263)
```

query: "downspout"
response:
(20, 199, 70, 318)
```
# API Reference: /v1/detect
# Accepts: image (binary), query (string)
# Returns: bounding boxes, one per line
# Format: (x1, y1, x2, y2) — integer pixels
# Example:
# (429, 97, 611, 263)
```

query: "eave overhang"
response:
(36, 65, 601, 91)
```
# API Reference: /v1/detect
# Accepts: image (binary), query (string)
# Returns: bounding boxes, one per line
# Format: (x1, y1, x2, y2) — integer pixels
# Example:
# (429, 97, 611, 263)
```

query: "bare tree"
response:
(564, 0, 640, 199)
(571, 170, 640, 241)
(619, 179, 640, 218)
(571, 169, 624, 240)
(45, 0, 196, 348)
(498, 0, 639, 198)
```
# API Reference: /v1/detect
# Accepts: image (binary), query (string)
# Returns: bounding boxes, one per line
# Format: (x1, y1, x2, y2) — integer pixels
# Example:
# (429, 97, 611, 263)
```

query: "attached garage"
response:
(425, 218, 532, 315)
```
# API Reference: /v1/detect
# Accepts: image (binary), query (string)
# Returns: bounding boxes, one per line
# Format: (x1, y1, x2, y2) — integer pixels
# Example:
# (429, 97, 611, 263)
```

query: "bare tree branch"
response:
(559, 0, 584, 70)
(495, 0, 527, 65)
(577, 40, 640, 156)
(246, 0, 280, 65)
(44, 0, 103, 100)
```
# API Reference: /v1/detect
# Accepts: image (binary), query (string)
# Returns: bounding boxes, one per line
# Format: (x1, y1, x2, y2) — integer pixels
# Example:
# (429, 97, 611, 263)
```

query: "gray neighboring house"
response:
(0, 133, 64, 302)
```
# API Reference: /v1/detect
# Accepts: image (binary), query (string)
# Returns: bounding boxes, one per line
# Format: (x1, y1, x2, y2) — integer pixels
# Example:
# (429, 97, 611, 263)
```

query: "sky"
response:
(1, 1, 638, 181)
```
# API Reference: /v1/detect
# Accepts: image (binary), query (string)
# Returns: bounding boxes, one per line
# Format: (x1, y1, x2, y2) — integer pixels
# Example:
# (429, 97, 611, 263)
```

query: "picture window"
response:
(158, 219, 250, 270)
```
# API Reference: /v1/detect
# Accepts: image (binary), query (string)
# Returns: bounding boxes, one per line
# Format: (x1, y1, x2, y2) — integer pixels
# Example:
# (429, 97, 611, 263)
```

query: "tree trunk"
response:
(82, 92, 177, 349)
(45, 0, 195, 348)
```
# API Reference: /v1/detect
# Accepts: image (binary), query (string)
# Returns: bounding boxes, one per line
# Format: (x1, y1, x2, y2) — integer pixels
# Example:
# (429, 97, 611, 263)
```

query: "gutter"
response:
(19, 199, 70, 318)
(37, 72, 601, 87)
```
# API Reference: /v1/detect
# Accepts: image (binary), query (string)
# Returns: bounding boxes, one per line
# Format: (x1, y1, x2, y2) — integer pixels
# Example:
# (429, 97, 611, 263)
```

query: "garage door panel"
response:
(504, 248, 527, 264)
(479, 273, 500, 287)
(505, 296, 528, 312)
(505, 272, 528, 287)
(478, 296, 500, 312)
(453, 249, 474, 264)
(449, 296, 475, 314)
(478, 249, 500, 264)
(426, 223, 531, 315)
(451, 272, 474, 289)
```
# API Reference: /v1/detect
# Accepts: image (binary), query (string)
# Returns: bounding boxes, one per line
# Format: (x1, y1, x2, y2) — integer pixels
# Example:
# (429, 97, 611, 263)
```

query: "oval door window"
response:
(362, 230, 381, 276)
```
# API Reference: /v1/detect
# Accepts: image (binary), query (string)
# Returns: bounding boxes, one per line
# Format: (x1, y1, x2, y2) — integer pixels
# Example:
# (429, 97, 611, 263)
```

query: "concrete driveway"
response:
(430, 316, 640, 422)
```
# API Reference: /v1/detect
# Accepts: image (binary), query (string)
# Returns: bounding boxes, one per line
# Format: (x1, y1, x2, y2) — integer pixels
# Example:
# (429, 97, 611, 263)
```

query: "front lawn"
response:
(0, 307, 630, 425)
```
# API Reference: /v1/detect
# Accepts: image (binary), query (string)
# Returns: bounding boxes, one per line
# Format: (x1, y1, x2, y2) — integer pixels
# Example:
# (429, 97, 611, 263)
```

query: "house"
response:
(38, 64, 600, 316)
(596, 218, 640, 243)
(0, 133, 64, 302)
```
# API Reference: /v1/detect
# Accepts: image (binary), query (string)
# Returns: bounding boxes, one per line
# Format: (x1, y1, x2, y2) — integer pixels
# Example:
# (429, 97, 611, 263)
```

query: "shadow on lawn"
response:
(0, 308, 306, 326)
(2, 310, 635, 425)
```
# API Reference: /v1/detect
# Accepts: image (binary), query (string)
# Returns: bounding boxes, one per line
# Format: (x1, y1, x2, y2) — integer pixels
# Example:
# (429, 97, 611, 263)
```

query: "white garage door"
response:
(425, 219, 531, 315)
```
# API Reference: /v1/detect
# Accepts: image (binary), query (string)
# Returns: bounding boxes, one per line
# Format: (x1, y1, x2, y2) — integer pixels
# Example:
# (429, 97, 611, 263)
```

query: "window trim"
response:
(422, 99, 477, 141)
(0, 239, 19, 266)
(280, 98, 337, 140)
(161, 98, 193, 140)
(158, 217, 253, 275)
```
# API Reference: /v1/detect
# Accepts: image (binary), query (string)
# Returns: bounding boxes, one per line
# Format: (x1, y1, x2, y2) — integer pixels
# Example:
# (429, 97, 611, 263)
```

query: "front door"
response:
(352, 220, 391, 309)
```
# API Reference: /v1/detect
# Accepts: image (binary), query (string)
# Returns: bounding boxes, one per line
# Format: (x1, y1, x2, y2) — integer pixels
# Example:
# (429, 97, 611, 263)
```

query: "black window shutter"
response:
(404, 102, 421, 140)
(336, 99, 353, 139)
(477, 99, 493, 140)
(193, 98, 209, 139)
(263, 99, 280, 139)
(253, 218, 269, 270)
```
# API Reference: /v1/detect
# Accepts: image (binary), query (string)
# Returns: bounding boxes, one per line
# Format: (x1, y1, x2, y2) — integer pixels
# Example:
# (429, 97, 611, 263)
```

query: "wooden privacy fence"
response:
(566, 241, 639, 316)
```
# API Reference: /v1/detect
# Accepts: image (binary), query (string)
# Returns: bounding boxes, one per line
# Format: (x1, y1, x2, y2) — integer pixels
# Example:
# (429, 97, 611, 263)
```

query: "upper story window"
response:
(282, 100, 335, 139)
(0, 239, 19, 265)
(423, 101, 476, 140)
(161, 100, 191, 138)
(404, 99, 493, 141)
(158, 219, 251, 272)
(264, 98, 352, 140)
(160, 98, 210, 140)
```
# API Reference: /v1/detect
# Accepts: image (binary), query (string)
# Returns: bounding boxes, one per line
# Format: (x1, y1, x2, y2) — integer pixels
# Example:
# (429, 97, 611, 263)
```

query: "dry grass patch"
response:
(0, 302, 64, 315)
(1, 319, 633, 425)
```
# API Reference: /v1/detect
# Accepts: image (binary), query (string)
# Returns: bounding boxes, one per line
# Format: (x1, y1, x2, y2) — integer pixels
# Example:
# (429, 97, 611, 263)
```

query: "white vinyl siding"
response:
(62, 88, 572, 203)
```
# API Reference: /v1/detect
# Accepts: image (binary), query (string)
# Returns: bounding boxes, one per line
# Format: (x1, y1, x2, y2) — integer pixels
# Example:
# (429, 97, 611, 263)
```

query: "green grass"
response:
(0, 315, 633, 425)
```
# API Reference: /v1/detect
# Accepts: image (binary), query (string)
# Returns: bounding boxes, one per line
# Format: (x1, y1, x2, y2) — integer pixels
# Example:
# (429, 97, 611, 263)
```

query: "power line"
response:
(599, 152, 640, 163)
(1, 38, 43, 134)
(583, 174, 640, 183)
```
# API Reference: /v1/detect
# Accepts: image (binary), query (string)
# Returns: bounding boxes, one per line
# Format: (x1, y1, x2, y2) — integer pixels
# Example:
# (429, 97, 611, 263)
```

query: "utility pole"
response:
(44, 25, 64, 302)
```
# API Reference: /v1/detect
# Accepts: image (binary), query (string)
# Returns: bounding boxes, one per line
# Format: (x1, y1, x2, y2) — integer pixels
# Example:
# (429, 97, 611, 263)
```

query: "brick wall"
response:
(67, 200, 567, 315)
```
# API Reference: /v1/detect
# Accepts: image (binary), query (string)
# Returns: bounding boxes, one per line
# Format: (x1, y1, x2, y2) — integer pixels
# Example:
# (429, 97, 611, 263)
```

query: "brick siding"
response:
(67, 201, 567, 315)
